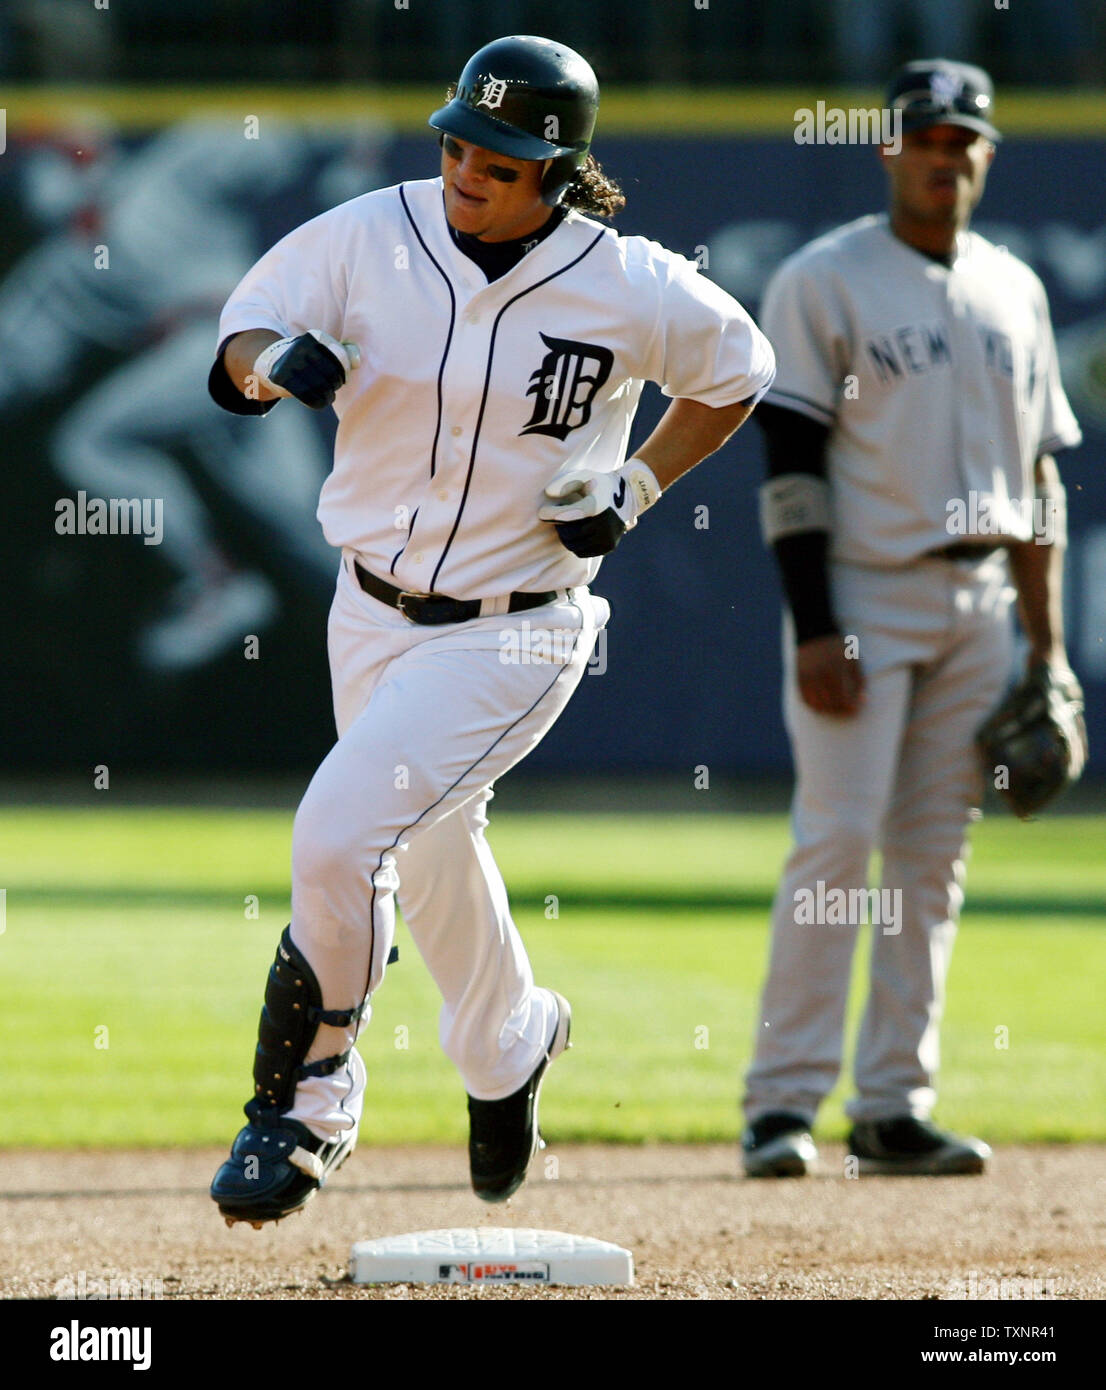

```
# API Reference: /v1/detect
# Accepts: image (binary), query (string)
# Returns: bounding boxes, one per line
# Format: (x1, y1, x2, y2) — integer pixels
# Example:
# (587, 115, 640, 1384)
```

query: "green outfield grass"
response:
(1, 806, 1103, 1148)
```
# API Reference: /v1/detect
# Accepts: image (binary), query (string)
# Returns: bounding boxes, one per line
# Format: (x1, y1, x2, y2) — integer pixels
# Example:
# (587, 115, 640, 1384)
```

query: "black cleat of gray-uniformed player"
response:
(847, 1116, 991, 1176)
(741, 1111, 818, 1177)
(467, 991, 572, 1203)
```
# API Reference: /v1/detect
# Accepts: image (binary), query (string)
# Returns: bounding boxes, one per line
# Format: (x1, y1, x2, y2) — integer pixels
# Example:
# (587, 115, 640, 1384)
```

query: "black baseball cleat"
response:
(741, 1111, 818, 1177)
(211, 1112, 355, 1226)
(847, 1116, 991, 1176)
(467, 991, 572, 1204)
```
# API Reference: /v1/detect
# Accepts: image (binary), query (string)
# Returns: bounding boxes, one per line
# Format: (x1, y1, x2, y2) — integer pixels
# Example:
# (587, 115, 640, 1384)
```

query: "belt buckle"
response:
(396, 590, 432, 622)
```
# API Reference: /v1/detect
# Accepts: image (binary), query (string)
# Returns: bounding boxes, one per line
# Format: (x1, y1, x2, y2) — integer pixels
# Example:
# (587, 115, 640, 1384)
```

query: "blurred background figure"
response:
(0, 115, 391, 673)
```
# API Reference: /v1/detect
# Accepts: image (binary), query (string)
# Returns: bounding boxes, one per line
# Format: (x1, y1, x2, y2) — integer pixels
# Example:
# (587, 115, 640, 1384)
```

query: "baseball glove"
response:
(975, 662, 1089, 819)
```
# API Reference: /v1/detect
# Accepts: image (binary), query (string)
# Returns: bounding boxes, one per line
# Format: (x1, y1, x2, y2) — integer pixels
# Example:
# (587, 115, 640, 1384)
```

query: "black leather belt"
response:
(354, 561, 559, 625)
(930, 542, 1006, 562)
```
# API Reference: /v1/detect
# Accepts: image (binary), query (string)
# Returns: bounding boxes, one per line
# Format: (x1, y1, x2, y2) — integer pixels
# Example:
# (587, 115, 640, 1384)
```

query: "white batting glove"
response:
(538, 458, 662, 557)
(253, 329, 361, 411)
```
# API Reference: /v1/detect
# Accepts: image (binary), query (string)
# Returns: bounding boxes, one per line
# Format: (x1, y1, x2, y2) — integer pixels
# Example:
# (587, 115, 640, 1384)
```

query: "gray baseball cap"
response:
(886, 59, 1001, 143)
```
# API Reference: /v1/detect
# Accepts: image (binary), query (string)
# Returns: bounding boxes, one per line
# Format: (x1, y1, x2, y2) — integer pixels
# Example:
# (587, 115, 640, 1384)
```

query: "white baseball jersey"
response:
(217, 176, 776, 599)
(759, 213, 1081, 566)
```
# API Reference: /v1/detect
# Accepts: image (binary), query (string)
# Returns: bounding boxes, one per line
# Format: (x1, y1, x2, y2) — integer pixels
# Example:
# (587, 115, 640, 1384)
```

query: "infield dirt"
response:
(1, 1144, 1103, 1301)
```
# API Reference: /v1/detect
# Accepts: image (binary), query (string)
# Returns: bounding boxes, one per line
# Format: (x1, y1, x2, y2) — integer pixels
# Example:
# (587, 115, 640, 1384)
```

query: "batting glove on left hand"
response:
(538, 458, 662, 558)
(252, 329, 361, 411)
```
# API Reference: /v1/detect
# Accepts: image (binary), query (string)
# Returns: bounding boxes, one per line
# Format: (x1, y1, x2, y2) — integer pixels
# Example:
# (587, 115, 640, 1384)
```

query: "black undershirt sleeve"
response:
(207, 335, 281, 417)
(755, 402, 838, 645)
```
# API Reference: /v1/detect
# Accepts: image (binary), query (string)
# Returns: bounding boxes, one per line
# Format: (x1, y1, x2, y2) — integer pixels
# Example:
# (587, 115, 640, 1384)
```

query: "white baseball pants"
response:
(745, 554, 1016, 1126)
(283, 553, 607, 1142)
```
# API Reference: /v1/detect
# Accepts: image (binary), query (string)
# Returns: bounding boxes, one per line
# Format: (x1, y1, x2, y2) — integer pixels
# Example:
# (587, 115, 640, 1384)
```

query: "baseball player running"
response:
(207, 35, 774, 1225)
(742, 60, 1082, 1178)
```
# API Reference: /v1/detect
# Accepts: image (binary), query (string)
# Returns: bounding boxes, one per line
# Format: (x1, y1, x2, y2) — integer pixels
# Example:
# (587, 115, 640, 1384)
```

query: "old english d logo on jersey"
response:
(522, 333, 614, 441)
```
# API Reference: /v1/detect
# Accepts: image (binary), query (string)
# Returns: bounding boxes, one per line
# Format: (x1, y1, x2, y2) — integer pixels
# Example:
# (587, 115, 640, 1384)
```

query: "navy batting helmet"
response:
(429, 35, 599, 206)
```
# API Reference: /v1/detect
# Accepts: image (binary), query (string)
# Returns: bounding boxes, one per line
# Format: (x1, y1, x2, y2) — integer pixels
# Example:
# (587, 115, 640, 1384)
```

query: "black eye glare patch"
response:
(441, 134, 521, 183)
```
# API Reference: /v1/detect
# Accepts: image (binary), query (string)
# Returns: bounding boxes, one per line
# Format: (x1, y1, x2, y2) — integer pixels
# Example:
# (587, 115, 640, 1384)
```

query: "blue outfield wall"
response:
(1, 129, 1103, 776)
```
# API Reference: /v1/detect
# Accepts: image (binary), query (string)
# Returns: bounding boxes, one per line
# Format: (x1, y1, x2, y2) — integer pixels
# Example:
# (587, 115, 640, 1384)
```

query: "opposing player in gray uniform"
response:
(742, 60, 1082, 1177)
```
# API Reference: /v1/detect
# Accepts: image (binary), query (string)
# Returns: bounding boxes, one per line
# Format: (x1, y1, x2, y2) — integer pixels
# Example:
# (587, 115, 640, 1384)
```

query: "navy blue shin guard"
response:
(247, 925, 364, 1121)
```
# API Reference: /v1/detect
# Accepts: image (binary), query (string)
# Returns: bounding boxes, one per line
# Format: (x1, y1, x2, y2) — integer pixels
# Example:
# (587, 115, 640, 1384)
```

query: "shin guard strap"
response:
(251, 926, 361, 1112)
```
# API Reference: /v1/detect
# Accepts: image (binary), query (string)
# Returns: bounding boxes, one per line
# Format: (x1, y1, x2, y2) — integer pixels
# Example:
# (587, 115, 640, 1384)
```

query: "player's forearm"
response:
(1006, 456, 1067, 666)
(223, 329, 284, 400)
(1007, 536, 1066, 665)
(538, 396, 755, 557)
(632, 396, 754, 491)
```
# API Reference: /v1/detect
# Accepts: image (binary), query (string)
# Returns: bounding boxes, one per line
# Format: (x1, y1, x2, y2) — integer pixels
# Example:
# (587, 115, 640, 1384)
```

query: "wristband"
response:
(623, 458, 662, 515)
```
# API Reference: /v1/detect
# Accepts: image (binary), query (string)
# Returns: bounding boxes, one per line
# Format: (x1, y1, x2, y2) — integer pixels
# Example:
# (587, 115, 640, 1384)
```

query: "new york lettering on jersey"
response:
(864, 322, 952, 381)
(760, 212, 1077, 563)
(864, 323, 1024, 385)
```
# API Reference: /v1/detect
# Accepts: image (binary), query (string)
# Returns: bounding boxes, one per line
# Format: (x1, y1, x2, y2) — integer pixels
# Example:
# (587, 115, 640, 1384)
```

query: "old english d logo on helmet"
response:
(475, 77, 510, 111)
(429, 35, 600, 206)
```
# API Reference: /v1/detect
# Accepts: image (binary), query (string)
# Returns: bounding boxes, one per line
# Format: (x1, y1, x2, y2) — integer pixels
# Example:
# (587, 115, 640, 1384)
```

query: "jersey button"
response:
(413, 552, 424, 564)
(450, 425, 462, 437)
(437, 489, 449, 501)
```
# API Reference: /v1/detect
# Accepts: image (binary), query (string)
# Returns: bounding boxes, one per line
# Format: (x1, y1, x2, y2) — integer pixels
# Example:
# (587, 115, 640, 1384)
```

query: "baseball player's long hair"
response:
(561, 155, 625, 218)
